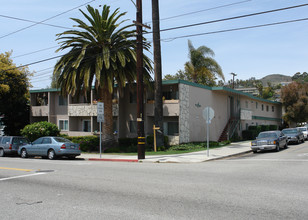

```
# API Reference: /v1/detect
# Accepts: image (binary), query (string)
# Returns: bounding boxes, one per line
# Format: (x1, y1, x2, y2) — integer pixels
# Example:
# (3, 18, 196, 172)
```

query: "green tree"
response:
(185, 40, 224, 86)
(281, 82, 308, 124)
(53, 5, 153, 145)
(164, 40, 224, 86)
(0, 52, 31, 135)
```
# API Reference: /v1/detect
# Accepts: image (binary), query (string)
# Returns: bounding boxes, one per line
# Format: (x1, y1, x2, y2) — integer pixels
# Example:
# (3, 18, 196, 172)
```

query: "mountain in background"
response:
(259, 74, 292, 86)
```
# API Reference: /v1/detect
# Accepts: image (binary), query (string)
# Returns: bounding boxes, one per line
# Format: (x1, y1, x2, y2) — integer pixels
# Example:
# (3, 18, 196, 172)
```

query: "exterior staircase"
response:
(218, 117, 240, 142)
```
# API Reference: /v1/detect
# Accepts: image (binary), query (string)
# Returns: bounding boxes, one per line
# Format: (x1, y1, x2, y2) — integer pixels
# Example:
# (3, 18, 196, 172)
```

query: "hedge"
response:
(65, 135, 99, 152)
(21, 121, 60, 142)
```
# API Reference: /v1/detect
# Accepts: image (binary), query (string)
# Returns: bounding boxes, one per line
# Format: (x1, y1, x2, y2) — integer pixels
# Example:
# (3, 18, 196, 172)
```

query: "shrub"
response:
(21, 121, 60, 142)
(146, 135, 169, 151)
(269, 124, 278, 130)
(260, 125, 270, 132)
(66, 136, 99, 152)
(242, 130, 258, 140)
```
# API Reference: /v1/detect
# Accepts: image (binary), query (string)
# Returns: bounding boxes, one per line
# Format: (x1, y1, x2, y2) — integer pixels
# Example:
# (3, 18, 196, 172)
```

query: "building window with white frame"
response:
(83, 120, 91, 132)
(59, 120, 68, 131)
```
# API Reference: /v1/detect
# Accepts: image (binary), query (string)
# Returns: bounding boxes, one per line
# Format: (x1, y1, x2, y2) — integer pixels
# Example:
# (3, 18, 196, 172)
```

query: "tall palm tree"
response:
(185, 40, 224, 86)
(54, 5, 153, 144)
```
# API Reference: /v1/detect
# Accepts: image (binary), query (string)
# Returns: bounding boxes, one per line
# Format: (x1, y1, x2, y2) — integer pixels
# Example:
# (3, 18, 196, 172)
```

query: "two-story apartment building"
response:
(30, 80, 282, 145)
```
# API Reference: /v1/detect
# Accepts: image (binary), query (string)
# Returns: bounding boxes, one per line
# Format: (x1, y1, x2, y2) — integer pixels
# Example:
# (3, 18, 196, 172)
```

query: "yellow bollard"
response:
(153, 125, 160, 152)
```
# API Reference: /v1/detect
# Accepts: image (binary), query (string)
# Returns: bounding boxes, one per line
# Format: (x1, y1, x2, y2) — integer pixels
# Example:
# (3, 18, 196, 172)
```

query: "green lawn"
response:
(101, 141, 231, 155)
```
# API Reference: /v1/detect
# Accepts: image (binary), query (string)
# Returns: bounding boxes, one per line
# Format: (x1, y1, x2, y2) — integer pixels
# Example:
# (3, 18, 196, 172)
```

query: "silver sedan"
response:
(18, 136, 81, 160)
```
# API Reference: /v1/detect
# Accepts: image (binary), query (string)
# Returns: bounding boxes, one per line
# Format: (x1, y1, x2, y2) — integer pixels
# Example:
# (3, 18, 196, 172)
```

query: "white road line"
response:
(227, 159, 308, 162)
(0, 172, 46, 181)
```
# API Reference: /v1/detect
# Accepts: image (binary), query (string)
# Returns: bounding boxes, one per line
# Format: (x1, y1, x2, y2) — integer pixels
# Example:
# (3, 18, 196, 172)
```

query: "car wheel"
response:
(302, 138, 305, 143)
(252, 150, 258, 153)
(21, 149, 28, 158)
(285, 141, 288, 149)
(48, 149, 56, 160)
(275, 143, 280, 152)
(0, 148, 4, 157)
(297, 138, 301, 144)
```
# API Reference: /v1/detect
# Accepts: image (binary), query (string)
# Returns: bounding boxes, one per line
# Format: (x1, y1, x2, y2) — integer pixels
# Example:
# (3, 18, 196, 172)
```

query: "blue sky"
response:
(1, 0, 308, 89)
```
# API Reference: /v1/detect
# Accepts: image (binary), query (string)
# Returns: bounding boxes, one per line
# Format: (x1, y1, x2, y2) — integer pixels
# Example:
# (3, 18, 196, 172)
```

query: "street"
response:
(1, 143, 308, 220)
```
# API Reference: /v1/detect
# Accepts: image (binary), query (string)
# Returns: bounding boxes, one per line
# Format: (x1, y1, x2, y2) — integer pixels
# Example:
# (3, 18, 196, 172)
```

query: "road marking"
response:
(0, 167, 33, 172)
(0, 173, 46, 181)
(227, 159, 308, 162)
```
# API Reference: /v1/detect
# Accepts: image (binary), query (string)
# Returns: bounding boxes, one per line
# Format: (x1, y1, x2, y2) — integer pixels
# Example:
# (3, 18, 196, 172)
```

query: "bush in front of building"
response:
(65, 136, 99, 152)
(146, 135, 169, 151)
(260, 125, 270, 132)
(242, 130, 258, 140)
(21, 121, 60, 142)
(269, 124, 278, 130)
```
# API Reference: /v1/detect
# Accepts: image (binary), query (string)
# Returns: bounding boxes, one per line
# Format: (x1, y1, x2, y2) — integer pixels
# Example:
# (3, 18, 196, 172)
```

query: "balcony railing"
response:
(31, 106, 48, 117)
(146, 100, 179, 116)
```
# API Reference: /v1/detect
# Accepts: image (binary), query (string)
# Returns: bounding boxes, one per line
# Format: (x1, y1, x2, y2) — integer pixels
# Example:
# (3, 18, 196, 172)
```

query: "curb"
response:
(203, 150, 252, 162)
(87, 158, 139, 163)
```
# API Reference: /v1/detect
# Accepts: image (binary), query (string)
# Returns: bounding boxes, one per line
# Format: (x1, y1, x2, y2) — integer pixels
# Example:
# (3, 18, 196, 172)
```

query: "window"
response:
(59, 95, 67, 106)
(129, 121, 137, 133)
(33, 138, 43, 145)
(256, 102, 258, 109)
(266, 105, 269, 112)
(42, 138, 52, 144)
(163, 122, 179, 136)
(262, 104, 264, 111)
(272, 106, 275, 112)
(2, 137, 10, 144)
(59, 120, 68, 131)
(83, 120, 91, 132)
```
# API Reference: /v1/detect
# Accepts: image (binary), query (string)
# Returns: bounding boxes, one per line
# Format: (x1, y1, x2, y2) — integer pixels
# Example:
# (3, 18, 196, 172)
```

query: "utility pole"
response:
(152, 0, 164, 147)
(136, 0, 145, 159)
(231, 72, 237, 89)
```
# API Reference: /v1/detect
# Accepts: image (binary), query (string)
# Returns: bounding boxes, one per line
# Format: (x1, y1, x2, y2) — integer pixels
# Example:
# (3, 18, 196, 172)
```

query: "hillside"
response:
(260, 74, 292, 86)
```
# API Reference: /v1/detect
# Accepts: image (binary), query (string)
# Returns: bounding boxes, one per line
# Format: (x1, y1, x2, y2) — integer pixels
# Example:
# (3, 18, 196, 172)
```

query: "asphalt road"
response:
(1, 142, 308, 220)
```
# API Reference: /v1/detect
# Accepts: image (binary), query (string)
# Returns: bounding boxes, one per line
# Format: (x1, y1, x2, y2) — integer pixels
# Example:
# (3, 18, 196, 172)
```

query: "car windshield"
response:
(53, 137, 72, 143)
(283, 129, 297, 134)
(258, 132, 278, 139)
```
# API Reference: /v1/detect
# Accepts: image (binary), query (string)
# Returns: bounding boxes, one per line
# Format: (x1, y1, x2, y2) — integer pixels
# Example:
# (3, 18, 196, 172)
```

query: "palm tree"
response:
(185, 40, 224, 86)
(54, 5, 153, 145)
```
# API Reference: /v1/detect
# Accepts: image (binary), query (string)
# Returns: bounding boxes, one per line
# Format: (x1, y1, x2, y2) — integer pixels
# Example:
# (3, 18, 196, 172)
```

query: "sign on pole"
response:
(97, 102, 104, 158)
(202, 107, 215, 157)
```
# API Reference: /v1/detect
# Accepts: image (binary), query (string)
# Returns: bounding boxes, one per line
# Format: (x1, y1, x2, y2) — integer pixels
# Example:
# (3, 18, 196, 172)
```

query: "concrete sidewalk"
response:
(78, 141, 252, 163)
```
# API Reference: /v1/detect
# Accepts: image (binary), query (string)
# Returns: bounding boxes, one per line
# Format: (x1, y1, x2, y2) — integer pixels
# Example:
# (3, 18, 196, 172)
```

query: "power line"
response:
(4, 16, 308, 73)
(159, 0, 252, 22)
(0, 14, 70, 29)
(12, 46, 59, 59)
(153, 3, 308, 34)
(161, 17, 308, 41)
(0, 0, 96, 39)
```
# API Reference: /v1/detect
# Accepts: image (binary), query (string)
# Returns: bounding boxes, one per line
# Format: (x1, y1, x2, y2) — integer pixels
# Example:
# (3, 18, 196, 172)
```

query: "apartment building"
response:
(30, 80, 283, 145)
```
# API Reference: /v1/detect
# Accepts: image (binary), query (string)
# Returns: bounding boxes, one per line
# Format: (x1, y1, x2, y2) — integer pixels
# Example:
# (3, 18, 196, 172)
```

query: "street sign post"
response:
(97, 102, 104, 158)
(202, 107, 215, 157)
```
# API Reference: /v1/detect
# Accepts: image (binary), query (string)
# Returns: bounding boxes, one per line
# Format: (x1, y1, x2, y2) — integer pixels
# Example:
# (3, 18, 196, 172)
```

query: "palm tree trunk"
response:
(99, 87, 115, 147)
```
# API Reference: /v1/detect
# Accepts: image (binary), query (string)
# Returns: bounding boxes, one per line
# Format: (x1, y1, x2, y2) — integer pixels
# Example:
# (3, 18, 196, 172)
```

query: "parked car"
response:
(282, 128, 305, 144)
(251, 131, 288, 153)
(297, 127, 308, 140)
(18, 136, 81, 160)
(0, 136, 30, 157)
